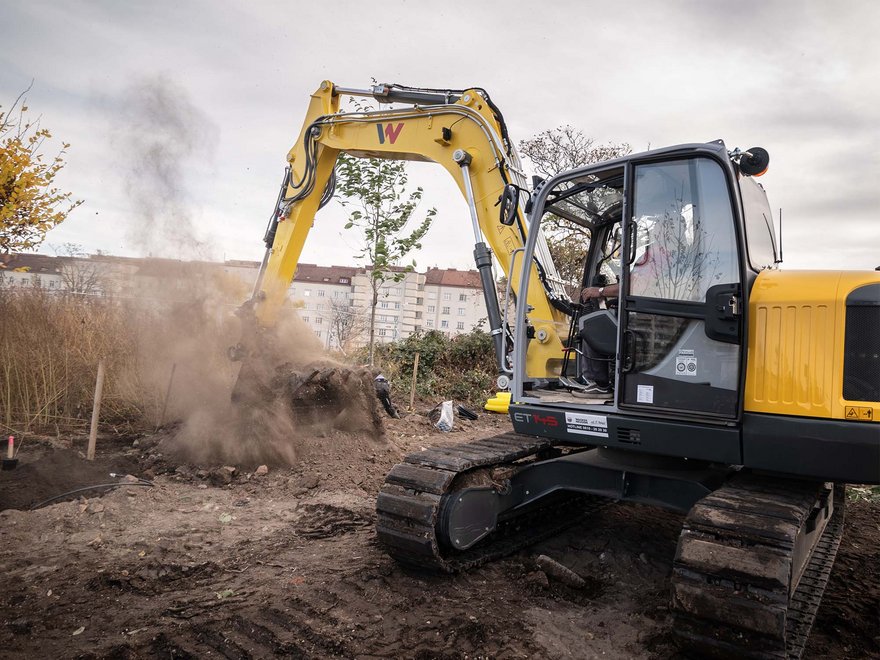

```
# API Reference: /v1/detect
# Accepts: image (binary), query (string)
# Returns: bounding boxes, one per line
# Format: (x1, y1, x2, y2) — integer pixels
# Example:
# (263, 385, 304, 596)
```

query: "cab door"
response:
(618, 157, 743, 418)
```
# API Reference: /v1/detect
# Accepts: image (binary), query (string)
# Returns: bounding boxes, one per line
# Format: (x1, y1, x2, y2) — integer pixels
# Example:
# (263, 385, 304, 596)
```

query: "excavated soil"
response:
(1, 413, 878, 659)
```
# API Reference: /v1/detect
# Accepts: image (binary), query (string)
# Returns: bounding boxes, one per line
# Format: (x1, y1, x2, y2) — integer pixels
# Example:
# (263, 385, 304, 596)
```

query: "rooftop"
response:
(424, 267, 482, 289)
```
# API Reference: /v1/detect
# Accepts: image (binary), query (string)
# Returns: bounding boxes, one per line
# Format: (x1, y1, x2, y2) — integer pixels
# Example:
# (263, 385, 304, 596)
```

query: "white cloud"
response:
(1, 0, 877, 271)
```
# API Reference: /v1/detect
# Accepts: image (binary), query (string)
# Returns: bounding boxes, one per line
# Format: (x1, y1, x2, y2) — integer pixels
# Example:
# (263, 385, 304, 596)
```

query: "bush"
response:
(369, 329, 497, 405)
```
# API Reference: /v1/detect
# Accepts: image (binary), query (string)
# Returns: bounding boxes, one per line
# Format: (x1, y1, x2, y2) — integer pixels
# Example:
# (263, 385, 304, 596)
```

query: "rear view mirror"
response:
(740, 147, 770, 177)
(499, 184, 520, 226)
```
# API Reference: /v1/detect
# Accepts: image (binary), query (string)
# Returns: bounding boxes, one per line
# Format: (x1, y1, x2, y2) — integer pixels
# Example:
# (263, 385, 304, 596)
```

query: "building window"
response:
(442, 306, 450, 315)
(380, 301, 390, 309)
(315, 330, 322, 338)
(459, 293, 467, 302)
(457, 322, 465, 330)
(458, 307, 465, 316)
(427, 319, 434, 327)
(441, 320, 449, 328)
(416, 297, 423, 305)
(49, 280, 56, 289)
(304, 289, 311, 297)
(316, 317, 322, 325)
(394, 302, 401, 309)
(340, 278, 349, 284)
(415, 311, 422, 319)
(378, 328, 387, 337)
(443, 292, 451, 300)
(318, 289, 325, 297)
(302, 316, 310, 323)
(428, 305, 435, 313)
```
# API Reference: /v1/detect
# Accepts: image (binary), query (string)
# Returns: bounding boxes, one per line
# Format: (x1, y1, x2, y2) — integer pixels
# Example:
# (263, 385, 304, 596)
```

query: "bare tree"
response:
(50, 243, 103, 296)
(519, 126, 631, 179)
(327, 298, 368, 354)
(519, 127, 631, 287)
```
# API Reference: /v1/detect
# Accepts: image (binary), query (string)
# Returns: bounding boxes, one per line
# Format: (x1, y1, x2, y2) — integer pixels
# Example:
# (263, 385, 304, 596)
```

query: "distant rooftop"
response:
(294, 263, 358, 284)
(425, 267, 482, 289)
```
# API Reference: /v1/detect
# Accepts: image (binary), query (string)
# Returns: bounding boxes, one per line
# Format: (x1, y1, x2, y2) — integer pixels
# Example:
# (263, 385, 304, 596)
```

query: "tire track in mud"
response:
(124, 510, 541, 660)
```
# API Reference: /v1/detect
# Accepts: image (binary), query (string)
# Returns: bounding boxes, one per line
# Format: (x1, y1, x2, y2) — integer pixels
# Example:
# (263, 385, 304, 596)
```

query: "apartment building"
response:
(422, 267, 487, 335)
(1, 254, 488, 348)
(288, 264, 358, 349)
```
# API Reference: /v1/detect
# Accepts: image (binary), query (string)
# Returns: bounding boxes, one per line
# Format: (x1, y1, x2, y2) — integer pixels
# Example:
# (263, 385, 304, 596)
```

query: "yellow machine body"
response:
(745, 269, 880, 423)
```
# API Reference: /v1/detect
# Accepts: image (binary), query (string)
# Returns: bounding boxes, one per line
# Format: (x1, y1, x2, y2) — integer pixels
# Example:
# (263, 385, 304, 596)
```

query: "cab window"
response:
(740, 177, 777, 271)
(630, 159, 739, 302)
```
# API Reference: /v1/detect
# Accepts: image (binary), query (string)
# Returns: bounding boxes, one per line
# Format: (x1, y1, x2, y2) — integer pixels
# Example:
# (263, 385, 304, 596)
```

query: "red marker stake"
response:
(7, 436, 13, 460)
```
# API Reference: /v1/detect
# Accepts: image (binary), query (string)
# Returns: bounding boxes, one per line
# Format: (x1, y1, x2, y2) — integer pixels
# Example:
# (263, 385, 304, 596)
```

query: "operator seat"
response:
(578, 309, 618, 356)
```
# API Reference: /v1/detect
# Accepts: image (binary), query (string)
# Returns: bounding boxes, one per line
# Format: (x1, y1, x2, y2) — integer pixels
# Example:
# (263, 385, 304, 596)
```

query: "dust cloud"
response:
(114, 74, 215, 261)
(109, 76, 385, 467)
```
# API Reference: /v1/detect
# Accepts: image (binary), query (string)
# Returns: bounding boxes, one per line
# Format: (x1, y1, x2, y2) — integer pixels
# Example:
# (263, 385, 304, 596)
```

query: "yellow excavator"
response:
(240, 81, 879, 659)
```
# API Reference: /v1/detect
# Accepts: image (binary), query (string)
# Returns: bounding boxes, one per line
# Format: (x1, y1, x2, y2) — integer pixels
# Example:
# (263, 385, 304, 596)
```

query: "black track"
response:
(375, 432, 606, 572)
(671, 477, 845, 659)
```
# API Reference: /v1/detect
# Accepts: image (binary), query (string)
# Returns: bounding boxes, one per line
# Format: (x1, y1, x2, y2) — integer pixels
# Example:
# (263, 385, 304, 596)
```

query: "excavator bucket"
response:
(229, 322, 392, 437)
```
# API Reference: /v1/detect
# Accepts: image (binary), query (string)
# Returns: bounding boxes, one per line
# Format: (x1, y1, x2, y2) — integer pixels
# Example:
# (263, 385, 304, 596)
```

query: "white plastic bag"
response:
(435, 400, 454, 432)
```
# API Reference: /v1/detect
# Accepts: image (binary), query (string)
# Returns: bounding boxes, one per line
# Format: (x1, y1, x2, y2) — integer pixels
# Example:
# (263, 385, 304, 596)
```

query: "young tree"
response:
(0, 85, 82, 253)
(335, 153, 435, 364)
(519, 126, 630, 287)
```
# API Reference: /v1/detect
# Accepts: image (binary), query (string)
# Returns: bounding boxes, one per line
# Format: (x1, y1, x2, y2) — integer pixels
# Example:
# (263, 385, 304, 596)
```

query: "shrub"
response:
(369, 329, 497, 405)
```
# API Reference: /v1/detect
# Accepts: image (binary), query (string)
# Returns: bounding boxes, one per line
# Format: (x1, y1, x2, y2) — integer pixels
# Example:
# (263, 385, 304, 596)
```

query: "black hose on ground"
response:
(30, 480, 154, 511)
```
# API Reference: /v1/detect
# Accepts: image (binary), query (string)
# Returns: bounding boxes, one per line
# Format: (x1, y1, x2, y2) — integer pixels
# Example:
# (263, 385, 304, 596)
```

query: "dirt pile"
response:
(0, 446, 141, 511)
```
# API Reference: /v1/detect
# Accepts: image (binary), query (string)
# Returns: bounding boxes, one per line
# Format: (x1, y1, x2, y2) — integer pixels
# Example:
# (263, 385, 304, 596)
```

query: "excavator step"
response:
(376, 432, 606, 573)
(671, 477, 845, 659)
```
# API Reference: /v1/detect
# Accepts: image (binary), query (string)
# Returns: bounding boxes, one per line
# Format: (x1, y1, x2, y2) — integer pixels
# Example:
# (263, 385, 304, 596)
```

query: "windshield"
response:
(544, 167, 624, 228)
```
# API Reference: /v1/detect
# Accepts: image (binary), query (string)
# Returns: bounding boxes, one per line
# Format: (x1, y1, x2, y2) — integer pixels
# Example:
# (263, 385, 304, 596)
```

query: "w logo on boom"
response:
(377, 123, 404, 145)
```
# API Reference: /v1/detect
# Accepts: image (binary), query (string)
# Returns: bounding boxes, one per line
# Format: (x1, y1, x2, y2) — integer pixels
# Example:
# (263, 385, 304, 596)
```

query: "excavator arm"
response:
(247, 81, 572, 377)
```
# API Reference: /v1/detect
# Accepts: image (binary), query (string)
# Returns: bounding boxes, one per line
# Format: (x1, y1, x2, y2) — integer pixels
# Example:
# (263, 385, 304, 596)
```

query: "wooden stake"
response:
(157, 363, 177, 430)
(409, 352, 420, 411)
(87, 360, 106, 461)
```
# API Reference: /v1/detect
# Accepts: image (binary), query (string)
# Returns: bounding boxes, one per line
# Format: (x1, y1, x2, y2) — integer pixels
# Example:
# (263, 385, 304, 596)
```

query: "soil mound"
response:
(0, 448, 141, 511)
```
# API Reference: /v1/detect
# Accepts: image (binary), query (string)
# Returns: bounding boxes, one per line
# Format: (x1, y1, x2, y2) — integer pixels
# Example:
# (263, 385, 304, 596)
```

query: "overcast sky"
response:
(2, 0, 878, 272)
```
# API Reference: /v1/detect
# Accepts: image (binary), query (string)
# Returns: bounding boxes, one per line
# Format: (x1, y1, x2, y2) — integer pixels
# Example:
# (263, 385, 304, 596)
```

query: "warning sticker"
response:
(637, 384, 654, 404)
(846, 406, 874, 421)
(675, 349, 698, 377)
(565, 412, 608, 437)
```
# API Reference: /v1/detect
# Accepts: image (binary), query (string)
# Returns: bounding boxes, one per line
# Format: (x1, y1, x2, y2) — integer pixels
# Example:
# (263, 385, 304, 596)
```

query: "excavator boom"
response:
(248, 81, 572, 377)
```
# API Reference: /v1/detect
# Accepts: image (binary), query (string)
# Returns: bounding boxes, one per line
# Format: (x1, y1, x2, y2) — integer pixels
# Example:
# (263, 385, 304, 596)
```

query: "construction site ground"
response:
(1, 413, 878, 660)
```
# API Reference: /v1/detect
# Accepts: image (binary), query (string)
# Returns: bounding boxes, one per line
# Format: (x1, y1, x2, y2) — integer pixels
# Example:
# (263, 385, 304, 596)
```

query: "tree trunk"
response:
(368, 277, 378, 365)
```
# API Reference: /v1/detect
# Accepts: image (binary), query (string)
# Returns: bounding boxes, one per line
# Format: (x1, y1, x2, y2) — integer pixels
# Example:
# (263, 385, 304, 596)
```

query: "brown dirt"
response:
(0, 413, 877, 659)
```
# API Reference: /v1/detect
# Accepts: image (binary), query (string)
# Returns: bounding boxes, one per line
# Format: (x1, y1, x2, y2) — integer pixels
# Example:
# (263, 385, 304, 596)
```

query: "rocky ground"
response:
(0, 411, 878, 659)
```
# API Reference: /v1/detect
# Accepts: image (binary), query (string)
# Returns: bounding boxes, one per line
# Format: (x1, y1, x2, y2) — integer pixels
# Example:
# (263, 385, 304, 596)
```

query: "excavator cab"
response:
(516, 141, 759, 425)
